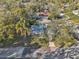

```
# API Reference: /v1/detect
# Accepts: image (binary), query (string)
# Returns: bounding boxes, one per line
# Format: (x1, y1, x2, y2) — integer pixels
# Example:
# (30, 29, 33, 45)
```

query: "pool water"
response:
(31, 24, 46, 34)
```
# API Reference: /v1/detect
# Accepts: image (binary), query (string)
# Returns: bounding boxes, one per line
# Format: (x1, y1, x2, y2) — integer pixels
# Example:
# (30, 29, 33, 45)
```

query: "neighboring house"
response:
(72, 9, 79, 16)
(59, 12, 64, 17)
(63, 3, 69, 8)
(0, 3, 6, 10)
(65, 20, 73, 26)
(73, 25, 79, 40)
(74, 25, 79, 33)
(56, 11, 65, 19)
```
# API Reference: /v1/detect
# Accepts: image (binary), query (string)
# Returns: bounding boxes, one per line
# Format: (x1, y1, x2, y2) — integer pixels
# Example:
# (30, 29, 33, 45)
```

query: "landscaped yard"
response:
(65, 9, 79, 24)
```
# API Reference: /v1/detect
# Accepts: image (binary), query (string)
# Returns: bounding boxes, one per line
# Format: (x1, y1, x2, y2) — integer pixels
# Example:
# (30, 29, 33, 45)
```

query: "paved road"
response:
(0, 44, 79, 59)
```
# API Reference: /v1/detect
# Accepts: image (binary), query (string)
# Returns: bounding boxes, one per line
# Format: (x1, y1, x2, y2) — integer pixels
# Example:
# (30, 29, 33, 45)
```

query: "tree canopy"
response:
(0, 0, 78, 48)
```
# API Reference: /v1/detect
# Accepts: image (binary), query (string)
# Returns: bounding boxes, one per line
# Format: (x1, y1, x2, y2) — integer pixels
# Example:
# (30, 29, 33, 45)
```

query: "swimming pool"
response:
(31, 24, 46, 34)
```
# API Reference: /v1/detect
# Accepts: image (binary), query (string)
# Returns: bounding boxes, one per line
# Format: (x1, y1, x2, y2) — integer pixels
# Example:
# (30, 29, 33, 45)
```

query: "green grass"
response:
(65, 9, 79, 24)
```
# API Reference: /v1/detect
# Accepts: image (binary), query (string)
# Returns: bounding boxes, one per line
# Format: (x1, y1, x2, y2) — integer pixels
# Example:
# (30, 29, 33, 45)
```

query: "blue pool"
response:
(31, 24, 46, 34)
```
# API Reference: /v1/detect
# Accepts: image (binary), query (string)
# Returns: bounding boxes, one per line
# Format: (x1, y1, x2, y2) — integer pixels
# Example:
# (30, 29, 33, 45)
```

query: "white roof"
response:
(72, 10, 79, 15)
(59, 13, 64, 16)
(75, 29, 79, 33)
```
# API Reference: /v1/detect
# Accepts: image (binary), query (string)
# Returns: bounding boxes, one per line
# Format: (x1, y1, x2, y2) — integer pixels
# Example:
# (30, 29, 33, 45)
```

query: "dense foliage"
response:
(0, 0, 78, 47)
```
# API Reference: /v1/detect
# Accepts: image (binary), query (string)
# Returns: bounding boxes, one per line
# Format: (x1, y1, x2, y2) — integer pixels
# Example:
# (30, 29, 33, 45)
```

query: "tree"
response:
(0, 0, 77, 47)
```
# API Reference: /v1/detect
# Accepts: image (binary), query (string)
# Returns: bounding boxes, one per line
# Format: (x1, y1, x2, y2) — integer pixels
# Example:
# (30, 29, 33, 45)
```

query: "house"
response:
(63, 3, 69, 8)
(74, 25, 79, 33)
(57, 10, 65, 19)
(39, 10, 49, 17)
(72, 9, 79, 16)
(35, 9, 52, 28)
(65, 20, 73, 26)
(37, 9, 52, 25)
(73, 25, 79, 40)
(36, 9, 49, 20)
